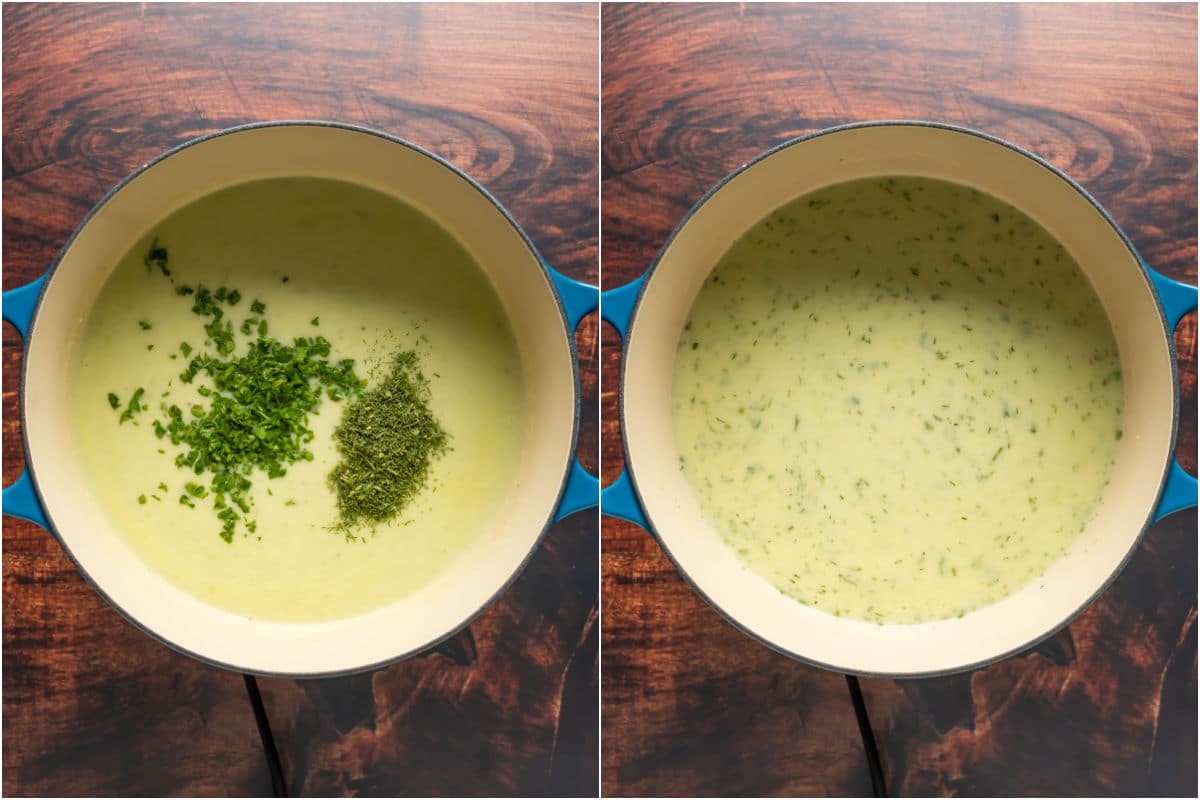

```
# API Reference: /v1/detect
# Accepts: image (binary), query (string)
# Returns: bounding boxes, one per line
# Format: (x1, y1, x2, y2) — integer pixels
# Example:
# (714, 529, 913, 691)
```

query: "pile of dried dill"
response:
(327, 350, 450, 534)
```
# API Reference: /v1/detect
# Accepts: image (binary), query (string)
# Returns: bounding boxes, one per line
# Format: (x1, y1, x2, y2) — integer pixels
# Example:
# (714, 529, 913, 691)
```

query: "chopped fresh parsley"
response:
(118, 387, 147, 424)
(144, 240, 170, 276)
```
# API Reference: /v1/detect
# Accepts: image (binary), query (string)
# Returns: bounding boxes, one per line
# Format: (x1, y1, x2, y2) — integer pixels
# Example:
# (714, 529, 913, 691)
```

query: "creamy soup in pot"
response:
(672, 176, 1124, 624)
(72, 177, 525, 623)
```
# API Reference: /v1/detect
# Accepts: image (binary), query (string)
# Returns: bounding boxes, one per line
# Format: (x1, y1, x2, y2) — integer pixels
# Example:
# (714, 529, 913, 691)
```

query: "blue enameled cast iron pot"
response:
(601, 121, 1196, 678)
(2, 121, 598, 677)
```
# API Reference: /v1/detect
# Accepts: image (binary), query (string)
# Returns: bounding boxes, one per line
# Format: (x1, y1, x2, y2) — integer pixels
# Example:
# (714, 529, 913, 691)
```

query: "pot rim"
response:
(15, 119, 584, 678)
(616, 118, 1181, 679)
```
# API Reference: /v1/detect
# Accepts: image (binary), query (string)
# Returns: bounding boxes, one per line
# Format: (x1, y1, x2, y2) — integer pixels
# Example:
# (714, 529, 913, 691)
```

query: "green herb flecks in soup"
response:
(672, 176, 1123, 624)
(73, 177, 524, 622)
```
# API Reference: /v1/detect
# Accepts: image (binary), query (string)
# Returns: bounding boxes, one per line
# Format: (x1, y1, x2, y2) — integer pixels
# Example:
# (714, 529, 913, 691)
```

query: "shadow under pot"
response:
(3, 121, 598, 678)
(602, 121, 1196, 678)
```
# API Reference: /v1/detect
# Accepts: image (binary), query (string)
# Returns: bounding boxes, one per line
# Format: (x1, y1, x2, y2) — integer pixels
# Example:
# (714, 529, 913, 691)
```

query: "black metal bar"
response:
(845, 674, 887, 797)
(243, 674, 288, 797)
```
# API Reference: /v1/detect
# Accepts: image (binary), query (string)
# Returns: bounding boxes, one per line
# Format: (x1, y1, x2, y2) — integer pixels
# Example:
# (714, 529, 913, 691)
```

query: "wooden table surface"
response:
(601, 4, 1197, 797)
(3, 4, 598, 796)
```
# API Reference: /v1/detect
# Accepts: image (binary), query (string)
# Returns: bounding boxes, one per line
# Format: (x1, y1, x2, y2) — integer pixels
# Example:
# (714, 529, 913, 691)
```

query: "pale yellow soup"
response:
(72, 177, 525, 623)
(672, 176, 1124, 624)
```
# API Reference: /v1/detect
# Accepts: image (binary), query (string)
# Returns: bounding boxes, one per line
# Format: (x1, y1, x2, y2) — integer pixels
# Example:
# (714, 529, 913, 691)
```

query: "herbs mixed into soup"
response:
(672, 176, 1124, 624)
(73, 177, 524, 622)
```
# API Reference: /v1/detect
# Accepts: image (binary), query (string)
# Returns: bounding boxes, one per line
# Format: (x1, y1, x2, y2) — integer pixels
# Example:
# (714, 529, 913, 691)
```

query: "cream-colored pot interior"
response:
(622, 123, 1176, 677)
(22, 123, 577, 676)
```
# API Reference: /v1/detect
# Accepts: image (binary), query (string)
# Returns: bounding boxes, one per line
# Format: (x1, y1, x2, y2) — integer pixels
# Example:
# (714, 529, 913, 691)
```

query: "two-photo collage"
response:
(2, 2, 1196, 798)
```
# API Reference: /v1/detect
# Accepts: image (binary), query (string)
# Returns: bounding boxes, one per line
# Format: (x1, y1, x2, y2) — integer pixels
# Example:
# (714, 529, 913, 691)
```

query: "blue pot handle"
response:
(3, 274, 45, 338)
(2, 275, 50, 530)
(1146, 264, 1198, 522)
(547, 265, 600, 522)
(600, 467, 647, 528)
(600, 274, 644, 338)
(598, 277, 650, 529)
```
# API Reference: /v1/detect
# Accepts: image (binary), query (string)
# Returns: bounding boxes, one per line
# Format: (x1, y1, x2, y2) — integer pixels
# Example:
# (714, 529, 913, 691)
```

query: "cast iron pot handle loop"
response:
(1147, 264, 1198, 522)
(598, 276, 648, 528)
(547, 264, 601, 521)
(2, 275, 50, 530)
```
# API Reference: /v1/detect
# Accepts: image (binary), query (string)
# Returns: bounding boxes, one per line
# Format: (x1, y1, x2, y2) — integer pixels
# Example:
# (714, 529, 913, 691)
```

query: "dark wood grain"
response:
(600, 3, 1196, 796)
(3, 3, 598, 796)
